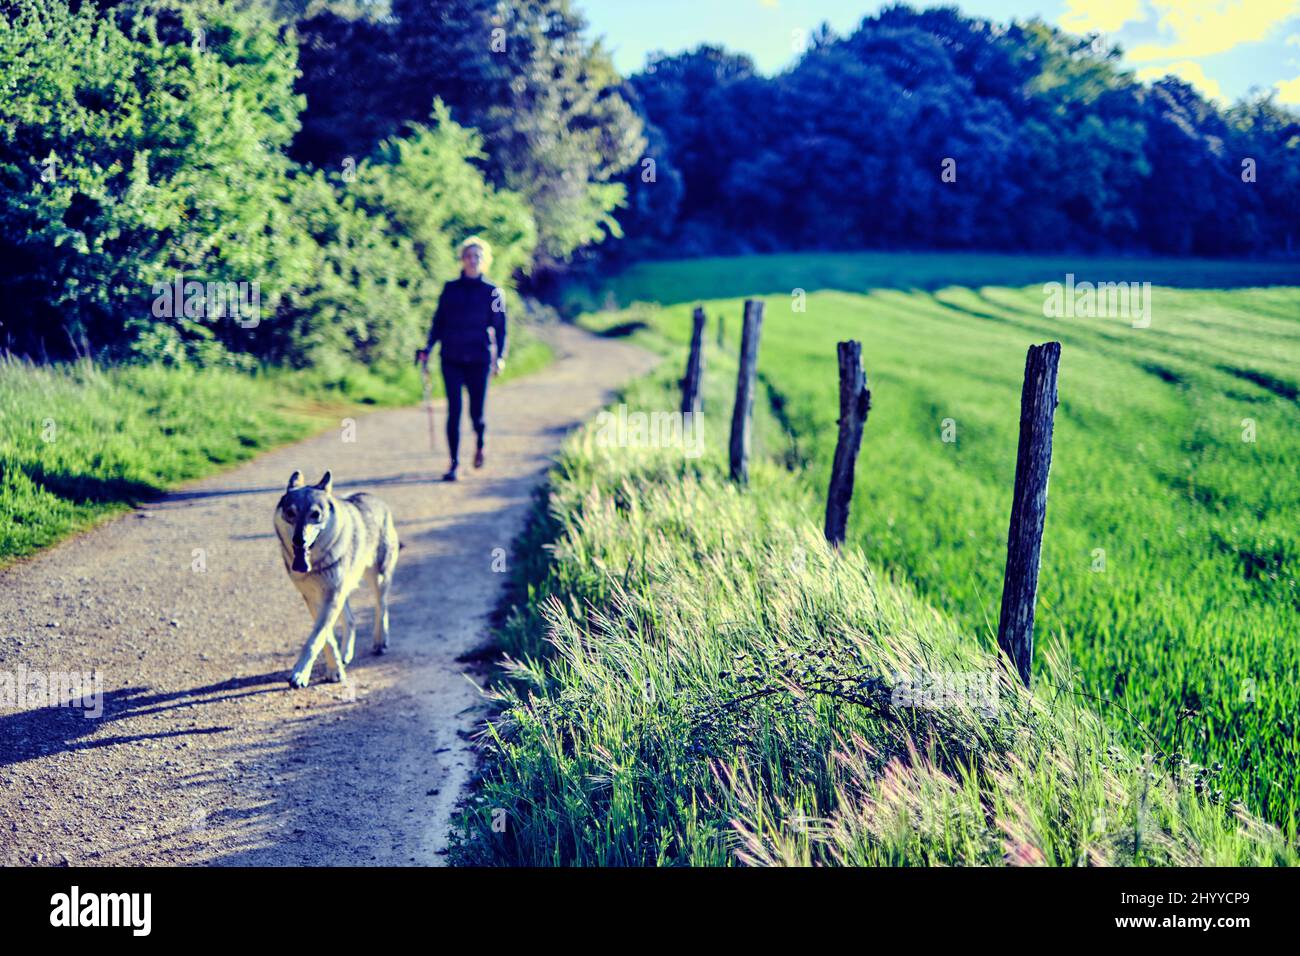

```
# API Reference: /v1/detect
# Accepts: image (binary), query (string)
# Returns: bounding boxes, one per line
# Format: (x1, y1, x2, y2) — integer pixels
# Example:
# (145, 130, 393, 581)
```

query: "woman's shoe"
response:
(442, 463, 458, 482)
(473, 446, 485, 469)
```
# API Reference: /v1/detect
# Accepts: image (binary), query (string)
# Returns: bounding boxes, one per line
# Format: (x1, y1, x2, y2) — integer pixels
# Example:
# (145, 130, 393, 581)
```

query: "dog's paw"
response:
(324, 667, 347, 684)
(373, 641, 388, 657)
(288, 670, 311, 689)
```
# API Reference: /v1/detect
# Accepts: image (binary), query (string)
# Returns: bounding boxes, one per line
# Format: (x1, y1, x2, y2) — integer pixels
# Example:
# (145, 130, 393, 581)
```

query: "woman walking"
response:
(416, 237, 507, 482)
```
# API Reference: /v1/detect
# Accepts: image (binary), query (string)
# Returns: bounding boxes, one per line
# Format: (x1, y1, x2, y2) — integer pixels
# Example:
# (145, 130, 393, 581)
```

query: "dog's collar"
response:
(305, 551, 344, 576)
(284, 549, 343, 577)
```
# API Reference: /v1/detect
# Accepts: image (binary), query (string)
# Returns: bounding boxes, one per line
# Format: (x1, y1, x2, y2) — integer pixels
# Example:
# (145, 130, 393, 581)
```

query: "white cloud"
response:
(1127, 0, 1300, 62)
(1136, 59, 1225, 99)
(1059, 0, 1147, 34)
(1277, 75, 1300, 102)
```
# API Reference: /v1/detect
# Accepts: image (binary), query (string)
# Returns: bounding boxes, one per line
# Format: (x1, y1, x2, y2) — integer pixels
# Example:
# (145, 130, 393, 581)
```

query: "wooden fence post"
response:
(996, 341, 1062, 687)
(823, 341, 871, 547)
(728, 300, 764, 483)
(717, 313, 725, 348)
(681, 306, 706, 415)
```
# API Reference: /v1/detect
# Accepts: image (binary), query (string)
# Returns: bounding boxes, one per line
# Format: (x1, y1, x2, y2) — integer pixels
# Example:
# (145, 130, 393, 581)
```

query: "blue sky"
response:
(579, 0, 1300, 106)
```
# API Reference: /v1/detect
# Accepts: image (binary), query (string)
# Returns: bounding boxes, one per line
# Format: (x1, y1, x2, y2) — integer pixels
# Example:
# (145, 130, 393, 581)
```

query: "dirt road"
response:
(0, 325, 654, 866)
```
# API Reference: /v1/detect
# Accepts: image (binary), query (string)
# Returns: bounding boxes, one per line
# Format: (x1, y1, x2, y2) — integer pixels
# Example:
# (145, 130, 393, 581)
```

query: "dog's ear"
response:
(315, 470, 333, 495)
(287, 470, 303, 492)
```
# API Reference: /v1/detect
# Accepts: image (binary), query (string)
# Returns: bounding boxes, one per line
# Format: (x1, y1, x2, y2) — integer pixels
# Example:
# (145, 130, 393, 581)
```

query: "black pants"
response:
(440, 357, 490, 465)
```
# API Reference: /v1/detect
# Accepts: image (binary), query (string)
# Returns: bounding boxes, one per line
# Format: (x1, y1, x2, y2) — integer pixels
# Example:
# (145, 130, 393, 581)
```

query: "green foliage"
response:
(263, 167, 428, 369)
(299, 0, 646, 264)
(360, 103, 537, 292)
(472, 0, 642, 262)
(276, 103, 537, 369)
(2, 1, 539, 367)
(575, 252, 1300, 834)
(0, 0, 314, 359)
(1226, 93, 1300, 254)
(453, 365, 1294, 866)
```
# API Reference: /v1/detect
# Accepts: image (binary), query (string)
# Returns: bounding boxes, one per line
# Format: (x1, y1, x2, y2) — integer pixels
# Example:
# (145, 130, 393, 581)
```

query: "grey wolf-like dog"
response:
(273, 470, 399, 688)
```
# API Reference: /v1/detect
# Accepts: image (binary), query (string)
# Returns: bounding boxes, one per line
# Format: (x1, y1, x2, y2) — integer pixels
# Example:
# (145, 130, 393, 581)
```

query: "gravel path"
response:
(0, 324, 655, 866)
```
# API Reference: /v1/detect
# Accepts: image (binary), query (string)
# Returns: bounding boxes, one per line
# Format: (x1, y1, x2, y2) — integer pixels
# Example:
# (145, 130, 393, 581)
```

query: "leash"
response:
(416, 351, 437, 453)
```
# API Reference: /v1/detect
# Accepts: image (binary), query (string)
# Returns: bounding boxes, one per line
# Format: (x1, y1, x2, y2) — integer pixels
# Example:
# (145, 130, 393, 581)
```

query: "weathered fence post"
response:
(824, 341, 871, 547)
(681, 306, 706, 415)
(728, 299, 764, 483)
(996, 341, 1062, 687)
(717, 313, 726, 348)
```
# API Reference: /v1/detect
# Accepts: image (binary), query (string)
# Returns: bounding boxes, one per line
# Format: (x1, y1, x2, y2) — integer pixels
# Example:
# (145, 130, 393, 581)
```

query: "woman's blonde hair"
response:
(458, 236, 493, 272)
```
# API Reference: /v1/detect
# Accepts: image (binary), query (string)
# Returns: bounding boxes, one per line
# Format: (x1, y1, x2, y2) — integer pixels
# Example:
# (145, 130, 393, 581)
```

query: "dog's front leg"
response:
(321, 631, 348, 685)
(340, 599, 356, 665)
(289, 591, 347, 689)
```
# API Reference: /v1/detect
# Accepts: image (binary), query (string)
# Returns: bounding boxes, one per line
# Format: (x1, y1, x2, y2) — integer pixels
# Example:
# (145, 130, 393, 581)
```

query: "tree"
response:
(290, 9, 404, 171)
(0, 0, 314, 359)
(628, 45, 759, 244)
(1227, 93, 1300, 255)
(277, 102, 536, 368)
(299, 0, 646, 266)
(0, 0, 537, 367)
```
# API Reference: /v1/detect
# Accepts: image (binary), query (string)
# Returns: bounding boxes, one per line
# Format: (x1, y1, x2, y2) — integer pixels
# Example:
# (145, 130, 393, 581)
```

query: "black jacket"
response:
(426, 274, 507, 364)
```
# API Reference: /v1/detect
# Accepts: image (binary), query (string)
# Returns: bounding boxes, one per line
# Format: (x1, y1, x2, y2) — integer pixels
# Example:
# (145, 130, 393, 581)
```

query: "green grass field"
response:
(573, 252, 1300, 835)
(564, 250, 1300, 314)
(0, 331, 551, 567)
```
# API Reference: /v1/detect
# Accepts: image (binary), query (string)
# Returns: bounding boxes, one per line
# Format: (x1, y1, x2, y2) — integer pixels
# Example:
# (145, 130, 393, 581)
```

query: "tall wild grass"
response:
(453, 367, 1294, 866)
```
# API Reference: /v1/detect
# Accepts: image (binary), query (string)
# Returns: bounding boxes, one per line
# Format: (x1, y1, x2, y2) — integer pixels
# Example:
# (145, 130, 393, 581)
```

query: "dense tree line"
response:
(611, 6, 1300, 262)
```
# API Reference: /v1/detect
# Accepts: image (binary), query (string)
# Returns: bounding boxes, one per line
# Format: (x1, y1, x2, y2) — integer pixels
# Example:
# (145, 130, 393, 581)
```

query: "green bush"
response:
(1, 1, 538, 369)
(0, 0, 314, 359)
(271, 104, 537, 371)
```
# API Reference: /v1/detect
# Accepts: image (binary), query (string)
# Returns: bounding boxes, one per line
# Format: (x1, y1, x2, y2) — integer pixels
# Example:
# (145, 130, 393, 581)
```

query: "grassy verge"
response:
(451, 350, 1295, 866)
(569, 255, 1300, 836)
(0, 328, 551, 567)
